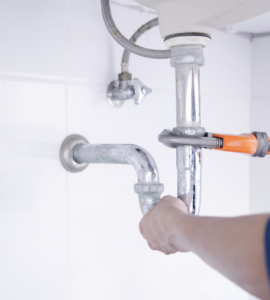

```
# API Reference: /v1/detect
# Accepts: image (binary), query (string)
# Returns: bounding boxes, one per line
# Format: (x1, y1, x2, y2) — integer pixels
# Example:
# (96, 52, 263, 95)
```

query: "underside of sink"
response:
(134, 0, 270, 38)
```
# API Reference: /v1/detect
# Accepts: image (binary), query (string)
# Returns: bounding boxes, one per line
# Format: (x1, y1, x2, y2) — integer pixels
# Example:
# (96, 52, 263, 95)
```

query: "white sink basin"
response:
(134, 0, 270, 38)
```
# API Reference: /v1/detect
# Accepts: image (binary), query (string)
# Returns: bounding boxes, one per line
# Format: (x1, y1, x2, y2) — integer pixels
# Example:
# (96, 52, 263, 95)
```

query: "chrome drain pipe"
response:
(60, 135, 164, 215)
(176, 146, 202, 215)
(169, 44, 206, 215)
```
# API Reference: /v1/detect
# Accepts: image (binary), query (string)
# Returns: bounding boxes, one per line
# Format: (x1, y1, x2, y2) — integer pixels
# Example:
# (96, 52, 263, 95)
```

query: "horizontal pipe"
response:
(74, 144, 159, 183)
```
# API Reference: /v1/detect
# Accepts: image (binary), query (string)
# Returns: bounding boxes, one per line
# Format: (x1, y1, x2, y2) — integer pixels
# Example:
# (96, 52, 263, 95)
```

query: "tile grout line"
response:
(65, 0, 71, 298)
(251, 96, 270, 100)
(249, 40, 252, 215)
(146, 12, 150, 151)
(0, 71, 107, 87)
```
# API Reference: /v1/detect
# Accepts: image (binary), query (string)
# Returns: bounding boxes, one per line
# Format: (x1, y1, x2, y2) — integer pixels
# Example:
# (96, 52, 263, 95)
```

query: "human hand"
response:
(139, 195, 189, 255)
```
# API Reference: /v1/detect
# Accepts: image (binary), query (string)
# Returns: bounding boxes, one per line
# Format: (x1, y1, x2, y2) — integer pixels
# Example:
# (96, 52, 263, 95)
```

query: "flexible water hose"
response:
(121, 18, 159, 72)
(101, 0, 171, 59)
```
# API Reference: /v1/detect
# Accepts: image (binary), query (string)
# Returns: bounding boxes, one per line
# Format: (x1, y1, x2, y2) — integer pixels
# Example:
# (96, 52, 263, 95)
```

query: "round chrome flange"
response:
(60, 134, 89, 173)
(164, 33, 211, 49)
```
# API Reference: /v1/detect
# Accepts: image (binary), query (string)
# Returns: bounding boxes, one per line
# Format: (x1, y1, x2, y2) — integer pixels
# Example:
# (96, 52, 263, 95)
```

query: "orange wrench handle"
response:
(212, 133, 270, 156)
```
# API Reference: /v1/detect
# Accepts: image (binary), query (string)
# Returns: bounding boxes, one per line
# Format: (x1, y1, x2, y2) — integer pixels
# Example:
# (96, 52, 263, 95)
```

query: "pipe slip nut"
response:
(134, 183, 164, 215)
(134, 183, 164, 194)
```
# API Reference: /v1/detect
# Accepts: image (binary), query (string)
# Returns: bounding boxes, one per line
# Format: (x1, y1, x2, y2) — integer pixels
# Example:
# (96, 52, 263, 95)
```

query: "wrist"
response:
(170, 211, 192, 252)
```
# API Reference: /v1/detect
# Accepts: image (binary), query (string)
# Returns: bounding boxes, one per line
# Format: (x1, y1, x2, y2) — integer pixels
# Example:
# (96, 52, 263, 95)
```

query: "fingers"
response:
(139, 215, 152, 240)
(139, 221, 144, 235)
(139, 195, 185, 255)
(139, 206, 154, 237)
(147, 242, 159, 250)
(147, 242, 177, 255)
(160, 195, 188, 212)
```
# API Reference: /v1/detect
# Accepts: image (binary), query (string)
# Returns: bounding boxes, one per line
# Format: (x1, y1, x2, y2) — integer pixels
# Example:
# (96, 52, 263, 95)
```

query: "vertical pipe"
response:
(175, 65, 201, 127)
(175, 63, 202, 214)
(177, 146, 202, 215)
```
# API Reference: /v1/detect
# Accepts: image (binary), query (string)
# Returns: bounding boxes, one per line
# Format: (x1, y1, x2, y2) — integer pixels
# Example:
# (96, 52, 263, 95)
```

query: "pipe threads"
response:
(171, 46, 203, 58)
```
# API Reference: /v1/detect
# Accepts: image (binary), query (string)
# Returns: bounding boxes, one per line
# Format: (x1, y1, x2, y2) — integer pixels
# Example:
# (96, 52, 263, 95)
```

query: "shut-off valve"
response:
(107, 76, 152, 108)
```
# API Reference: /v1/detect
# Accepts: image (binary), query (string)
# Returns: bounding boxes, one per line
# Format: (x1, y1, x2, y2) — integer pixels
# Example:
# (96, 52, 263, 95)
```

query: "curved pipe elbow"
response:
(73, 143, 164, 214)
(121, 144, 160, 183)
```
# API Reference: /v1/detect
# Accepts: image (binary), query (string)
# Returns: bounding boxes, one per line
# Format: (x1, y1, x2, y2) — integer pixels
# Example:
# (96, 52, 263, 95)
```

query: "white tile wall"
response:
(202, 94, 250, 217)
(0, 1, 253, 299)
(250, 36, 270, 214)
(202, 31, 251, 98)
(0, 0, 67, 76)
(251, 36, 270, 98)
(0, 80, 68, 300)
(249, 35, 270, 300)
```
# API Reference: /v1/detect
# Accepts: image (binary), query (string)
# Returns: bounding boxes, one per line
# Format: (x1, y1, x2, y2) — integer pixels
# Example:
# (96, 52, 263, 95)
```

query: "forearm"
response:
(140, 196, 270, 299)
(175, 213, 270, 299)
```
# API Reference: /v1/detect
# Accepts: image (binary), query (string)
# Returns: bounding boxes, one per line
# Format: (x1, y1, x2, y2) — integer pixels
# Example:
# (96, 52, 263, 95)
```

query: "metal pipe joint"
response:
(60, 134, 164, 215)
(170, 45, 205, 68)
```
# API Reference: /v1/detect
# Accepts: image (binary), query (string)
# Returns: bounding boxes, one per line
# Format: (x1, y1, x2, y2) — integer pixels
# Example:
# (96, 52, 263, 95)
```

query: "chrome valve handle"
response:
(133, 78, 152, 105)
(107, 78, 152, 108)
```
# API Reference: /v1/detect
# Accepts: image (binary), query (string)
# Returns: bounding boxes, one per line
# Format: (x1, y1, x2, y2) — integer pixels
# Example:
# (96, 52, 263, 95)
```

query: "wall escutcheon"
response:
(60, 134, 89, 173)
